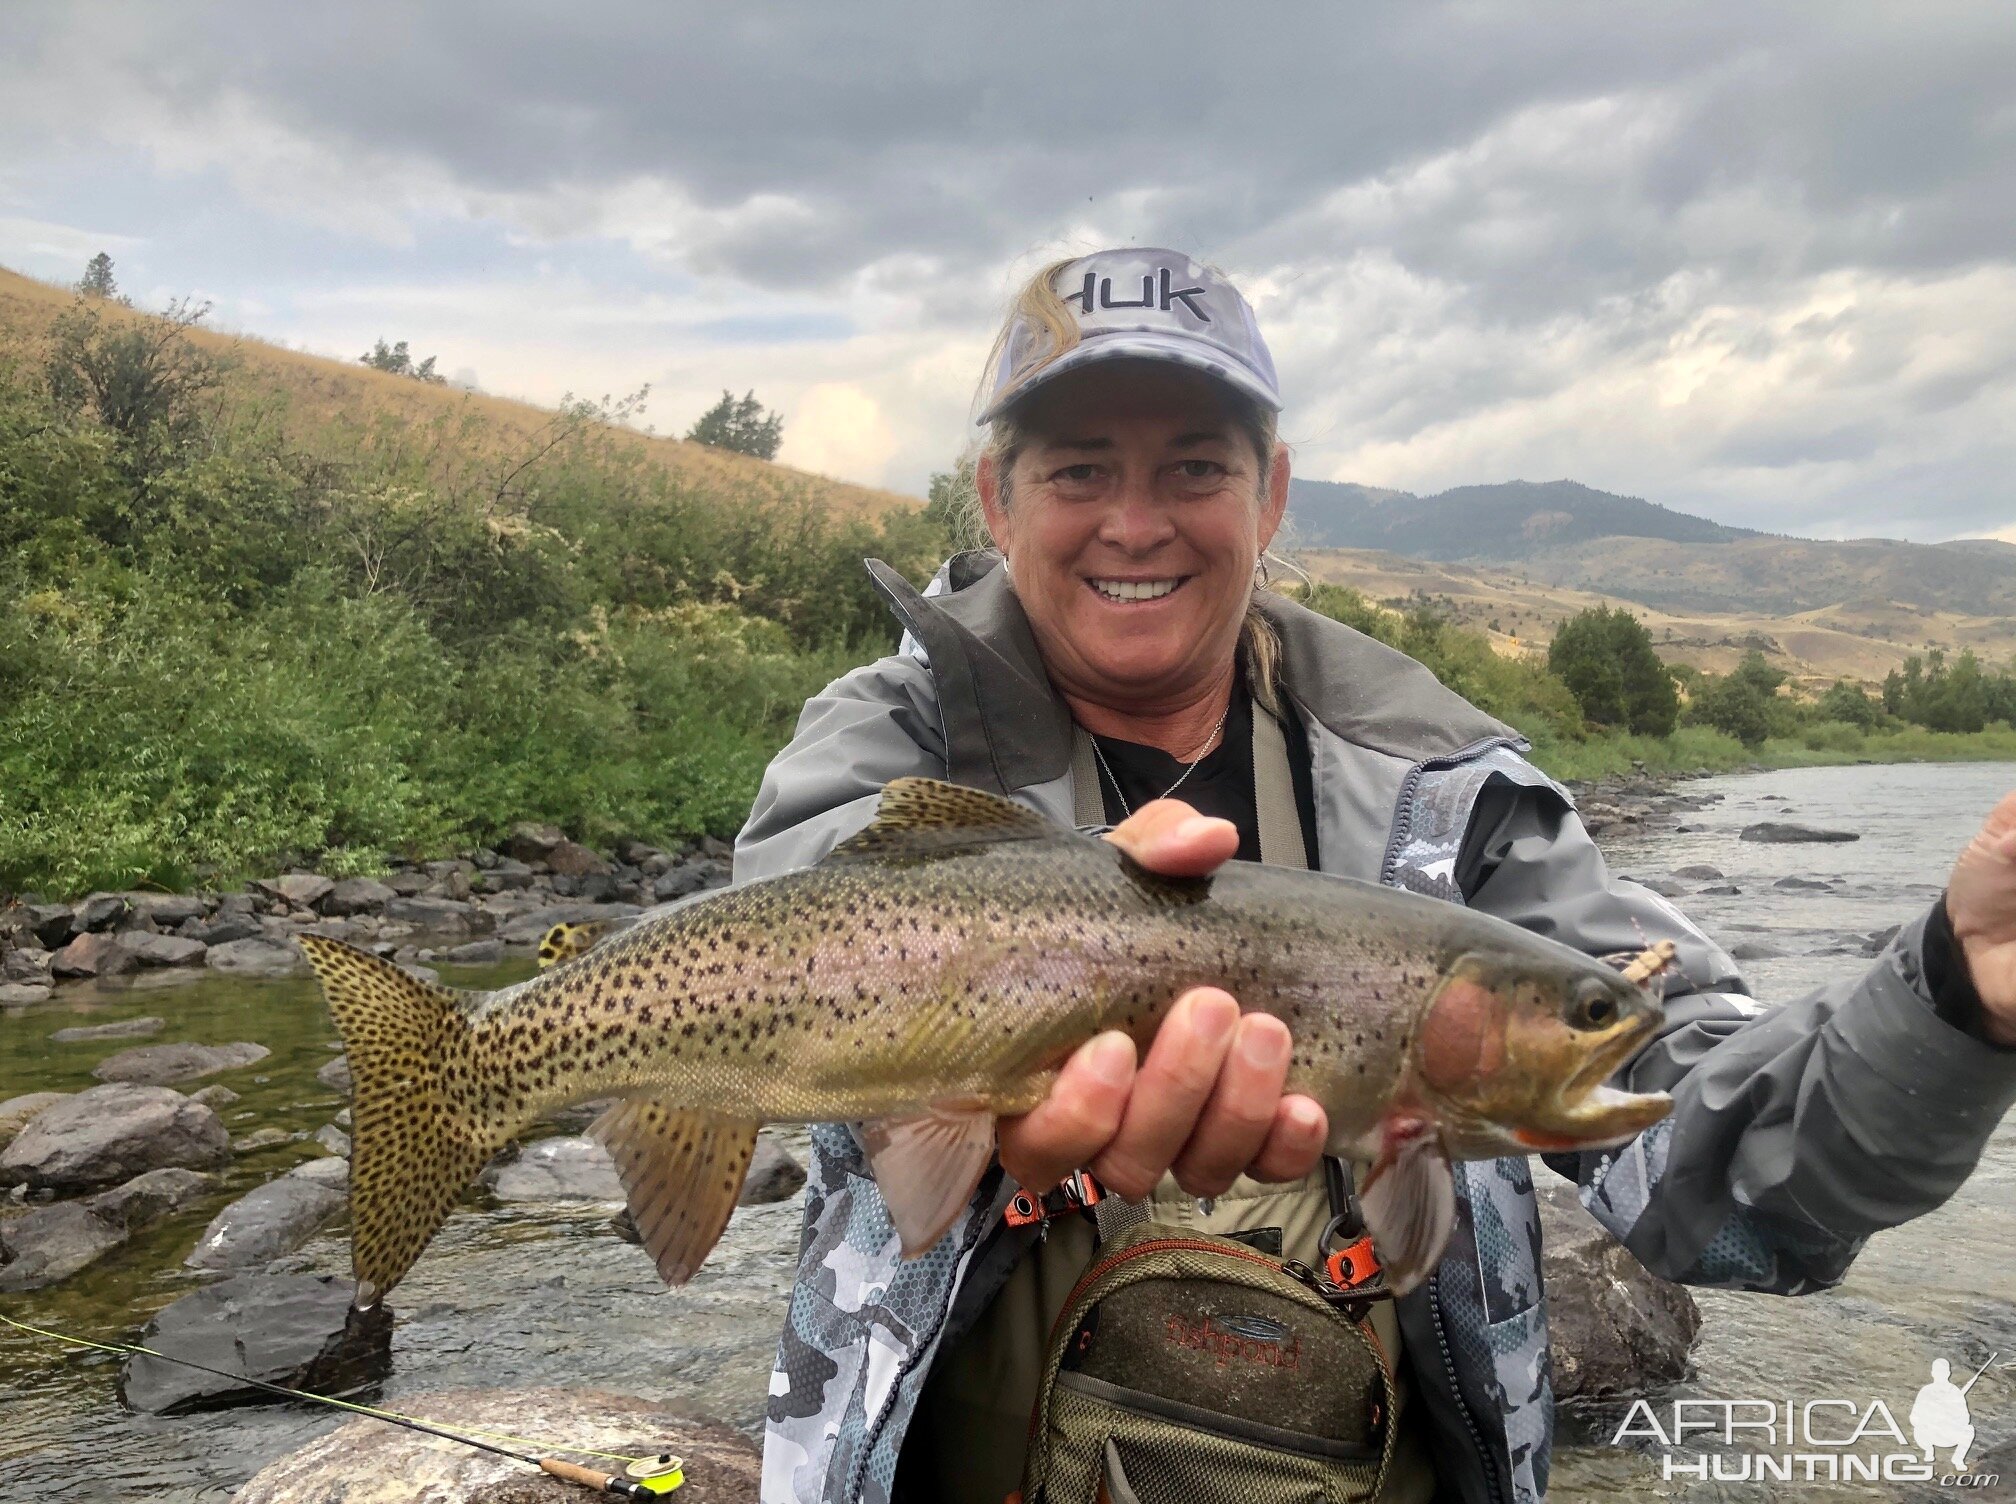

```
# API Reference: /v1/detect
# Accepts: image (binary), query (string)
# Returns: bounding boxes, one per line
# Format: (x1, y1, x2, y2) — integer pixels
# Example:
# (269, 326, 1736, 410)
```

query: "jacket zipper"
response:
(1378, 735, 1521, 887)
(1428, 1268, 1509, 1504)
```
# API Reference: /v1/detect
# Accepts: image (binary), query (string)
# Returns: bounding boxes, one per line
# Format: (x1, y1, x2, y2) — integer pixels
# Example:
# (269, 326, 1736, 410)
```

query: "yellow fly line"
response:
(0, 1310, 685, 1492)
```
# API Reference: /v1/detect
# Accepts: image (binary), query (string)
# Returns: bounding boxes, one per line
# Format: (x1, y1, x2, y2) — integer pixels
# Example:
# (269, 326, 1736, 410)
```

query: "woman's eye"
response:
(1175, 460, 1226, 480)
(1054, 463, 1101, 483)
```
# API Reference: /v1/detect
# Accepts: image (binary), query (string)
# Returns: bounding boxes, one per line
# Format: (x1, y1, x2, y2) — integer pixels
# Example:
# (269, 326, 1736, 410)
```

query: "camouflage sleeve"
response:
(1460, 778, 2016, 1294)
(733, 653, 947, 884)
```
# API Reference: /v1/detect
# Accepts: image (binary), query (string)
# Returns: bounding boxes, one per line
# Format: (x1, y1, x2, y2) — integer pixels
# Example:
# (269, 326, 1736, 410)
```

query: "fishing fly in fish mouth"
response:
(304, 247, 2016, 1504)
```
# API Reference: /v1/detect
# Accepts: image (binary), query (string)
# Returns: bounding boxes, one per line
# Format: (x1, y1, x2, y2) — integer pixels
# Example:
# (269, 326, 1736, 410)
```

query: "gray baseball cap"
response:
(976, 246, 1281, 425)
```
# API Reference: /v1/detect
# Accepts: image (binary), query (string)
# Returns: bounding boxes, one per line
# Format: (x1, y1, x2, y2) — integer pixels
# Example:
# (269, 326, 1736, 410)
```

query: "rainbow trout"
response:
(301, 778, 1671, 1307)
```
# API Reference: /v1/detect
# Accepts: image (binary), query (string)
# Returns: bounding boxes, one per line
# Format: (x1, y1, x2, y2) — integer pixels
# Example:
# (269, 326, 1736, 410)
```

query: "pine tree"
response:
(686, 390, 784, 459)
(77, 252, 120, 301)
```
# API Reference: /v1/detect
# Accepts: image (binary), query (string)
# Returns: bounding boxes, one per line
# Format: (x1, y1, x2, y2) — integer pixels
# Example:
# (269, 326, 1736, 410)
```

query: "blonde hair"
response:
(964, 256, 1288, 716)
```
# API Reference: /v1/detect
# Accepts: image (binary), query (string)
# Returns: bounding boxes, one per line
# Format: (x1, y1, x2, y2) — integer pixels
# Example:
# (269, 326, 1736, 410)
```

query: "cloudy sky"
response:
(4, 1, 2015, 541)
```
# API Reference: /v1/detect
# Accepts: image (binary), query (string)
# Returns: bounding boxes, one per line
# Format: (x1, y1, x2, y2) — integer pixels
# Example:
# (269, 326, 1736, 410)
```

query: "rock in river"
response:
(49, 1015, 166, 1042)
(1537, 1179, 1700, 1400)
(205, 937, 305, 977)
(1739, 821, 1860, 844)
(113, 930, 208, 968)
(0, 1091, 69, 1149)
(119, 1272, 392, 1415)
(741, 1132, 807, 1206)
(482, 1136, 625, 1201)
(235, 1388, 759, 1503)
(50, 931, 139, 978)
(185, 1176, 347, 1271)
(92, 1040, 271, 1086)
(315, 1054, 353, 1093)
(0, 1083, 230, 1192)
(0, 1167, 216, 1291)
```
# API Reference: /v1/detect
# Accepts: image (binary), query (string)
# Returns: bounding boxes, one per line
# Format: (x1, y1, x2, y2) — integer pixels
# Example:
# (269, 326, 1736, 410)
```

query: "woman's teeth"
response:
(1091, 579, 1181, 601)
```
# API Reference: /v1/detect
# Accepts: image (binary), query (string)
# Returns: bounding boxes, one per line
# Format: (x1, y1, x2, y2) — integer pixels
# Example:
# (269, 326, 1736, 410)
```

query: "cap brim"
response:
(975, 333, 1282, 426)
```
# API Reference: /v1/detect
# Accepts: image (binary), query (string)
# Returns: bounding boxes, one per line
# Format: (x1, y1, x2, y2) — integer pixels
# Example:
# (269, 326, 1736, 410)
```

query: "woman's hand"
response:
(1948, 790, 2016, 1047)
(995, 799, 1330, 1200)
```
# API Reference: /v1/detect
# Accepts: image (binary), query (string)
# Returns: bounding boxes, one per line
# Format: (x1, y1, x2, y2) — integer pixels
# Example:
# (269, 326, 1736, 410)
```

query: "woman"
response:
(738, 247, 2016, 1504)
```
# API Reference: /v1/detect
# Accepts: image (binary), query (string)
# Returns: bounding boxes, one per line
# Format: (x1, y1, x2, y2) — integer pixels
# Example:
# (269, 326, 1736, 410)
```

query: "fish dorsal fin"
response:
(826, 777, 1058, 862)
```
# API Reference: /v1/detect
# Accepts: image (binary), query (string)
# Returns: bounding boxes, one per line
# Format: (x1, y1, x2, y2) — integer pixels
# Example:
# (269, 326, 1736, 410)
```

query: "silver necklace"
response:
(1090, 703, 1232, 819)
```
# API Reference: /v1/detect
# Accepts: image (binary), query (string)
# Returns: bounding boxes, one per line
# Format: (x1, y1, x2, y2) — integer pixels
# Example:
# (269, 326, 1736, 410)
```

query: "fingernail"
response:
(1088, 1033, 1134, 1086)
(1239, 1021, 1289, 1069)
(1190, 993, 1237, 1046)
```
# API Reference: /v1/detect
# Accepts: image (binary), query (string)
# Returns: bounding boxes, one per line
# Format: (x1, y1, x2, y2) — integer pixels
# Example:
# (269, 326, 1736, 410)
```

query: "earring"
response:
(1254, 555, 1272, 589)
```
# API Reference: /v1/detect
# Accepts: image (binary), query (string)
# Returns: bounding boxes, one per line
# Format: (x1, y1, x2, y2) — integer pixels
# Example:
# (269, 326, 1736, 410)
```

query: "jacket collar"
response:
(864, 551, 1515, 795)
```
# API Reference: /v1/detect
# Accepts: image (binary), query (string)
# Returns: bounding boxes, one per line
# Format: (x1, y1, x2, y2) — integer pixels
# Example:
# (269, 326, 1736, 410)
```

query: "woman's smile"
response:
(1085, 575, 1190, 604)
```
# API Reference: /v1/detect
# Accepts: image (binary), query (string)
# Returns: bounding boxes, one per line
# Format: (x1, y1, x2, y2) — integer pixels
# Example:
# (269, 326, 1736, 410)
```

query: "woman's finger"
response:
(1246, 1095, 1330, 1185)
(1169, 1012, 1294, 1198)
(1105, 798, 1239, 878)
(997, 1031, 1135, 1193)
(1089, 989, 1240, 1199)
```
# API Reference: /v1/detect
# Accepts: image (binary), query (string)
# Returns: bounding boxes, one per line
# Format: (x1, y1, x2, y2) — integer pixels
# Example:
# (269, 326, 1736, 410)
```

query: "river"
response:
(2, 761, 2012, 1500)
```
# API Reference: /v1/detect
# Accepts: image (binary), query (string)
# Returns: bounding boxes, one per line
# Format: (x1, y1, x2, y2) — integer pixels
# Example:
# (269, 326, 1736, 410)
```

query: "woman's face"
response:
(979, 361, 1290, 713)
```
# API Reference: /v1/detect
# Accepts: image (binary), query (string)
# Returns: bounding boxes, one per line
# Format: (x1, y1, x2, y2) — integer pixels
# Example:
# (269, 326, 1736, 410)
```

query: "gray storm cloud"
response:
(3, 1, 2014, 537)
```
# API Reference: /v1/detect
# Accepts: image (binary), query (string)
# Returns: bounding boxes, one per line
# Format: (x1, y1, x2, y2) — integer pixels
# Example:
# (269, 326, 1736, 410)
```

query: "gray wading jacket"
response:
(735, 556, 2016, 1504)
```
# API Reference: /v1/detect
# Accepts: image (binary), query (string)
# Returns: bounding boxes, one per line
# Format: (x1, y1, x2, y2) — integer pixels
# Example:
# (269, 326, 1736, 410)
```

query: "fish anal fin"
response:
(827, 778, 1057, 863)
(590, 1098, 759, 1286)
(1359, 1117, 1456, 1298)
(860, 1101, 997, 1258)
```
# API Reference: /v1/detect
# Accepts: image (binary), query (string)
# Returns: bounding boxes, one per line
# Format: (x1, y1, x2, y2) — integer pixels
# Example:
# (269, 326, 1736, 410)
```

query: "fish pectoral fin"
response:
(1359, 1120, 1457, 1298)
(590, 1098, 759, 1286)
(860, 1101, 997, 1259)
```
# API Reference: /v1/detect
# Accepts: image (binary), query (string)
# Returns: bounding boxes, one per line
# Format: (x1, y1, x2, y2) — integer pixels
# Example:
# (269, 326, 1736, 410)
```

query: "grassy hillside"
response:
(1288, 476, 1751, 555)
(0, 267, 917, 520)
(1300, 546, 2016, 690)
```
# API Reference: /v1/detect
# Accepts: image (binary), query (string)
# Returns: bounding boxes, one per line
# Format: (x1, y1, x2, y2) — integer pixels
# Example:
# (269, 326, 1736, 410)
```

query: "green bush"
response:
(1547, 605, 1678, 735)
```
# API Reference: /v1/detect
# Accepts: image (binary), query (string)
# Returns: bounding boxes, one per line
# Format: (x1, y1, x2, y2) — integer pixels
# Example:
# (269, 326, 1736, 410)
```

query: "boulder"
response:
(1728, 940, 1791, 961)
(1637, 878, 1689, 898)
(497, 903, 642, 947)
(118, 1272, 392, 1415)
(321, 877, 397, 916)
(1696, 883, 1742, 896)
(441, 938, 505, 965)
(1772, 875, 1835, 891)
(653, 863, 715, 901)
(1537, 1180, 1700, 1400)
(136, 893, 209, 925)
(0, 1083, 230, 1191)
(740, 1132, 807, 1206)
(235, 1388, 759, 1503)
(185, 1177, 347, 1271)
(189, 1084, 242, 1109)
(25, 903, 76, 947)
(315, 1055, 353, 1094)
(3, 946, 54, 985)
(481, 858, 536, 891)
(546, 839, 611, 878)
(71, 894, 131, 932)
(1739, 821, 1859, 844)
(383, 870, 431, 897)
(383, 896, 479, 934)
(51, 931, 139, 978)
(206, 938, 305, 977)
(314, 1124, 352, 1157)
(0, 1091, 69, 1149)
(93, 1041, 271, 1087)
(114, 931, 209, 967)
(0, 982, 54, 1005)
(287, 1156, 350, 1189)
(233, 1128, 295, 1153)
(50, 1015, 166, 1042)
(0, 1166, 215, 1291)
(506, 822, 567, 863)
(1671, 864, 1724, 881)
(189, 914, 264, 946)
(482, 1136, 624, 1201)
(256, 874, 337, 909)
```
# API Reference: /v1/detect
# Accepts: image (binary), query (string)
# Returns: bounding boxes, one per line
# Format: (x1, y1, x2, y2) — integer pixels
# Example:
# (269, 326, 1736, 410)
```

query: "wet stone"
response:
(113, 931, 208, 967)
(1671, 864, 1724, 881)
(72, 894, 131, 932)
(0, 982, 54, 1006)
(118, 1273, 392, 1415)
(740, 1132, 806, 1206)
(51, 931, 139, 978)
(1538, 1180, 1700, 1400)
(189, 1084, 241, 1110)
(185, 1177, 347, 1271)
(205, 938, 305, 977)
(0, 1092, 69, 1150)
(314, 1125, 351, 1157)
(482, 1136, 624, 1201)
(0, 1167, 216, 1291)
(2, 946, 53, 985)
(315, 1055, 353, 1094)
(287, 1156, 350, 1190)
(0, 1083, 229, 1192)
(1728, 940, 1792, 961)
(49, 1016, 166, 1043)
(92, 1041, 271, 1087)
(1739, 821, 1860, 844)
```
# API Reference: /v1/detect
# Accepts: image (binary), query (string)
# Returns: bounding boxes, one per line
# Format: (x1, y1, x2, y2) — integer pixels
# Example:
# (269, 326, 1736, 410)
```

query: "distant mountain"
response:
(1287, 477, 1757, 558)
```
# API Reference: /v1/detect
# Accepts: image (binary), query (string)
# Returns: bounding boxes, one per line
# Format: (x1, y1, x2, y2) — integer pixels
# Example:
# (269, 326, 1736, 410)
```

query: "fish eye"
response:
(1568, 978, 1621, 1031)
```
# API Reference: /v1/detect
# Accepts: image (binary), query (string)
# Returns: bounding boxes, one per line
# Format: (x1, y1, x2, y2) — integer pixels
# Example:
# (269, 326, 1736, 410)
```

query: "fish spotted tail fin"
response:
(297, 936, 515, 1307)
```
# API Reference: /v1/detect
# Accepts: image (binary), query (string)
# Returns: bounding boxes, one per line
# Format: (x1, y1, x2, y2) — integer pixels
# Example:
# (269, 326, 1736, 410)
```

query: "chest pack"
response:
(1018, 1215, 1397, 1504)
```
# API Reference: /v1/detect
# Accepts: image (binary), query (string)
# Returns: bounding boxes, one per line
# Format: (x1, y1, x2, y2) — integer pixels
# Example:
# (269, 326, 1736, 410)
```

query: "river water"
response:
(2, 761, 2012, 1500)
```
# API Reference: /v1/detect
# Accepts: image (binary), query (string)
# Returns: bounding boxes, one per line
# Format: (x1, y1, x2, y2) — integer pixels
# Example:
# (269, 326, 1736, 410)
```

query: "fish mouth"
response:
(1560, 1008, 1657, 1103)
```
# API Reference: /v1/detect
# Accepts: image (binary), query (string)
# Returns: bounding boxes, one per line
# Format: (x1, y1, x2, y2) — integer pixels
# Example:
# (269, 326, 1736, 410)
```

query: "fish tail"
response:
(298, 936, 518, 1308)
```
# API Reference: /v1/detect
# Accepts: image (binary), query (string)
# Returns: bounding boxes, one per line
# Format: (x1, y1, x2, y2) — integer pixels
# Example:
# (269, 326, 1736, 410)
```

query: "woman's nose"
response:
(1097, 479, 1175, 554)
